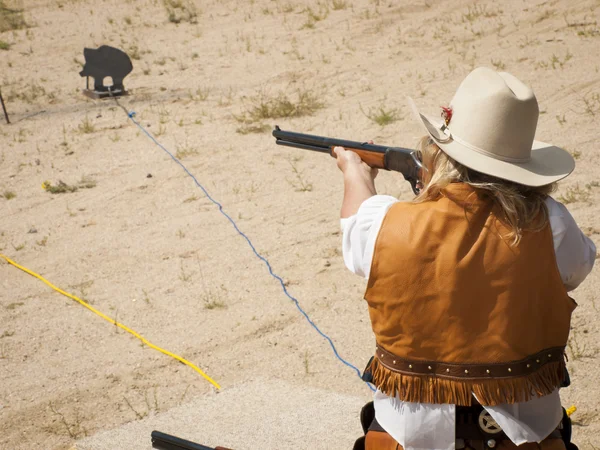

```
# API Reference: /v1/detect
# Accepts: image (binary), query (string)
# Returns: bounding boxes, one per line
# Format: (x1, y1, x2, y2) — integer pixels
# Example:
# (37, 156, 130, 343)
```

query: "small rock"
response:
(28, 227, 38, 234)
(147, 173, 153, 178)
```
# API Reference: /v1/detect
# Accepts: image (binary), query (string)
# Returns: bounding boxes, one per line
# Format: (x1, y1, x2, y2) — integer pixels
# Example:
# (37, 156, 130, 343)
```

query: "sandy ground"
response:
(0, 0, 599, 448)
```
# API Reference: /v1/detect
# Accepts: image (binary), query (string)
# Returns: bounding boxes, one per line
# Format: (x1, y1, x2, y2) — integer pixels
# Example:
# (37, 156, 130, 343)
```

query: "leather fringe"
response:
(369, 357, 565, 406)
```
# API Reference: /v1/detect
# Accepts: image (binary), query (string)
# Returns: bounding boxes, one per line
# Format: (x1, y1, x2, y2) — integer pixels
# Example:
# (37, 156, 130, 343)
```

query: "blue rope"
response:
(125, 110, 375, 391)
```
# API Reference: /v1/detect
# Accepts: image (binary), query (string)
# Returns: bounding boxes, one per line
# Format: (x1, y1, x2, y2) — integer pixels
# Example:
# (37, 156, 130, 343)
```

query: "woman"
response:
(336, 67, 596, 450)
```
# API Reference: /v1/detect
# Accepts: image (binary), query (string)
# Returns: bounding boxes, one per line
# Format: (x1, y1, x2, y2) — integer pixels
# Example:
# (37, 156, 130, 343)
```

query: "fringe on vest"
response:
(369, 357, 566, 406)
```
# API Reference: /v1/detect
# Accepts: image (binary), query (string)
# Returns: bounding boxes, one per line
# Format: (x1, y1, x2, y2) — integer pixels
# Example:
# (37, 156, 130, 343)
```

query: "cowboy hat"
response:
(408, 67, 574, 186)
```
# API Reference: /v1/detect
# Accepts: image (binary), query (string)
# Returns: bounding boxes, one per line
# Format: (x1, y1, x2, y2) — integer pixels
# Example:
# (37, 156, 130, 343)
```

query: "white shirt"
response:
(341, 195, 596, 450)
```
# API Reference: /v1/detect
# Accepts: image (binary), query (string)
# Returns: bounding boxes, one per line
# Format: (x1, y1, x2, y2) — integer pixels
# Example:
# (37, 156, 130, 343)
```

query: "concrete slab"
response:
(75, 379, 369, 450)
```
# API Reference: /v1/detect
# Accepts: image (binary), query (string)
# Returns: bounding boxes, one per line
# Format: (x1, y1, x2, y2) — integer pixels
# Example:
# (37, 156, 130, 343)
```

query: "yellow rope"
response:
(0, 253, 221, 390)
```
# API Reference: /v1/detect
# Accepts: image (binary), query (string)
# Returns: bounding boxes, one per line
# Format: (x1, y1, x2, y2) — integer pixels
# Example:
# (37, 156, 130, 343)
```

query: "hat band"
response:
(437, 125, 532, 164)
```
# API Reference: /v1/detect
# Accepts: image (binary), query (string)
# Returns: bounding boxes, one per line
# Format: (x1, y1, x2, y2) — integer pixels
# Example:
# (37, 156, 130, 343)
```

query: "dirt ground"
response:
(1, 0, 599, 448)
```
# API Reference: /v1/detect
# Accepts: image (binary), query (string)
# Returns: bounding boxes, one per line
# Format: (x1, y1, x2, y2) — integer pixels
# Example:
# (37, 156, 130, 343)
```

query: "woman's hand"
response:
(334, 143, 378, 218)
(333, 144, 378, 181)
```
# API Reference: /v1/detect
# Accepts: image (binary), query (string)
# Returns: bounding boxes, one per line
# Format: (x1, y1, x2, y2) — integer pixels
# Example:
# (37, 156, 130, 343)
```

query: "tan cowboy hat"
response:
(408, 67, 574, 186)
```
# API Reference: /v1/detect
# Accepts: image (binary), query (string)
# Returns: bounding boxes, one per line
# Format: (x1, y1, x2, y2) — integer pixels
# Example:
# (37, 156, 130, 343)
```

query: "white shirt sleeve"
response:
(546, 196, 597, 291)
(340, 195, 399, 279)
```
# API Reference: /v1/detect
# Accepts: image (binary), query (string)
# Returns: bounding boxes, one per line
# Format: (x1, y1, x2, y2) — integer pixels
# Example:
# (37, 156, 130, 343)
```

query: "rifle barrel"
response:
(151, 430, 216, 450)
(274, 139, 331, 153)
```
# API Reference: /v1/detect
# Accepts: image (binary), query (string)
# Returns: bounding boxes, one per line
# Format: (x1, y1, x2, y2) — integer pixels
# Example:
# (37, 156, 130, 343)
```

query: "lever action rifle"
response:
(272, 126, 422, 194)
(151, 430, 232, 450)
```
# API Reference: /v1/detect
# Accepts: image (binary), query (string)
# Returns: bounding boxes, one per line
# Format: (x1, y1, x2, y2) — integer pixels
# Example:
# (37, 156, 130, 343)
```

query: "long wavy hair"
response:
(414, 136, 555, 245)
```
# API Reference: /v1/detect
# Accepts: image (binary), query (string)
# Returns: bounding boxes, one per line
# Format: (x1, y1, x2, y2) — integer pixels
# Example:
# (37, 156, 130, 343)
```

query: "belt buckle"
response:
(478, 410, 502, 435)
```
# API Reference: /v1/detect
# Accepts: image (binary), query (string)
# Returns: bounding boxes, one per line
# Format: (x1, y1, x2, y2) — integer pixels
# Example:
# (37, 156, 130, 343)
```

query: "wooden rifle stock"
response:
(341, 148, 386, 169)
(272, 126, 421, 194)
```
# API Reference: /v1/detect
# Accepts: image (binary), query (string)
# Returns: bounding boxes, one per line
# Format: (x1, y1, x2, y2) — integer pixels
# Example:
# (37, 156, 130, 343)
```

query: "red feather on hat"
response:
(441, 106, 453, 126)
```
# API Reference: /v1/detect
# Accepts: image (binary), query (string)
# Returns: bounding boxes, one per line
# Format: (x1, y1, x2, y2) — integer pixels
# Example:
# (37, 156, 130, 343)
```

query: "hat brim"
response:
(409, 98, 575, 187)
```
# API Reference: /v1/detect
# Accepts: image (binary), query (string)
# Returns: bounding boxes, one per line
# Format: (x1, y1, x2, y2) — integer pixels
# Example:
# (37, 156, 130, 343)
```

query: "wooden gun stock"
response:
(339, 148, 386, 169)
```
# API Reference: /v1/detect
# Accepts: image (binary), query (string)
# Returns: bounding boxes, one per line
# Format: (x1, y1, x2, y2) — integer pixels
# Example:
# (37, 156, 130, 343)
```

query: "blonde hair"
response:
(414, 136, 555, 245)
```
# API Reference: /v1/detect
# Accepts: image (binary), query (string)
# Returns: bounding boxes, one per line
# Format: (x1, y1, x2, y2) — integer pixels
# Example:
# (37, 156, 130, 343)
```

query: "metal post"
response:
(0, 88, 9, 124)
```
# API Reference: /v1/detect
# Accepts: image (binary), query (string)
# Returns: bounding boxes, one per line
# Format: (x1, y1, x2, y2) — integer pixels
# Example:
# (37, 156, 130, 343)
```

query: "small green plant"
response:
(142, 289, 151, 305)
(331, 0, 349, 10)
(582, 92, 600, 117)
(43, 176, 97, 194)
(550, 51, 572, 69)
(491, 59, 506, 70)
(303, 350, 311, 374)
(78, 175, 97, 189)
(48, 402, 87, 439)
(179, 261, 192, 282)
(556, 114, 567, 126)
(0, 0, 28, 33)
(204, 299, 226, 310)
(2, 190, 15, 199)
(577, 28, 600, 38)
(287, 158, 313, 192)
(535, 9, 554, 23)
(10, 83, 46, 103)
(128, 43, 141, 60)
(302, 4, 329, 29)
(183, 195, 198, 203)
(461, 4, 500, 23)
(78, 115, 95, 134)
(175, 142, 198, 159)
(0, 40, 10, 50)
(237, 89, 324, 123)
(6, 301, 24, 310)
(122, 395, 147, 420)
(361, 103, 402, 126)
(122, 387, 160, 419)
(558, 184, 591, 204)
(567, 330, 589, 360)
(236, 123, 271, 135)
(163, 0, 198, 24)
(518, 36, 540, 49)
(47, 182, 77, 196)
(195, 87, 210, 101)
(197, 259, 227, 309)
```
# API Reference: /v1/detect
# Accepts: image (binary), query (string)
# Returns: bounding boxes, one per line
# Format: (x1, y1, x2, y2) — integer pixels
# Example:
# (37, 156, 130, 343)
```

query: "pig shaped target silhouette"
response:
(79, 45, 133, 92)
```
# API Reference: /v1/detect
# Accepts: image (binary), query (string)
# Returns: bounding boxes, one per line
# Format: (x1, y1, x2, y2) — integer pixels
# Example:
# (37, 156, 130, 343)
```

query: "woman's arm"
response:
(546, 197, 596, 291)
(334, 146, 379, 218)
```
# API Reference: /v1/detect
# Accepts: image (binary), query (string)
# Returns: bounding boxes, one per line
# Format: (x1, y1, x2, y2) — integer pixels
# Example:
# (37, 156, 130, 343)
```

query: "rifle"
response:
(272, 126, 422, 194)
(151, 430, 232, 450)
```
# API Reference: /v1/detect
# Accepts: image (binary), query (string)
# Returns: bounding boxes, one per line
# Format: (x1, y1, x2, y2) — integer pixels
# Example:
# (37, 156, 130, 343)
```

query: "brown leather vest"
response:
(364, 184, 575, 406)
